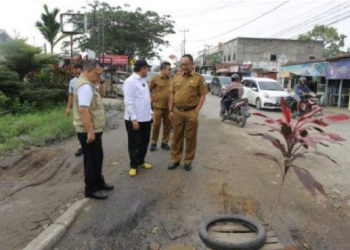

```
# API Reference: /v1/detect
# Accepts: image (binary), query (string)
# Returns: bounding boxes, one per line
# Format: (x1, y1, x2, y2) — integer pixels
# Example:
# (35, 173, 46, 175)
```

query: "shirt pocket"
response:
(174, 81, 183, 91)
(156, 82, 166, 91)
(94, 92, 103, 107)
(188, 82, 199, 96)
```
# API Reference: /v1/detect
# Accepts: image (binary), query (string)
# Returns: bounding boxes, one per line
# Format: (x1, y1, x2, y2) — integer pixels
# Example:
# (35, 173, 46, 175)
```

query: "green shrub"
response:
(0, 106, 75, 155)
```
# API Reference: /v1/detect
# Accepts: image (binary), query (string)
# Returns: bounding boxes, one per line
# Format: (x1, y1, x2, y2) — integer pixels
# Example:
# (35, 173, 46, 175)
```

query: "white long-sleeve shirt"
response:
(123, 73, 153, 122)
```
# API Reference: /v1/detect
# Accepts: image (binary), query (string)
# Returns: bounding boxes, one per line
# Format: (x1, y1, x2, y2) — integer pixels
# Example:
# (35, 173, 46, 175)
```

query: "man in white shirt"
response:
(66, 64, 84, 157)
(73, 60, 113, 200)
(124, 59, 153, 177)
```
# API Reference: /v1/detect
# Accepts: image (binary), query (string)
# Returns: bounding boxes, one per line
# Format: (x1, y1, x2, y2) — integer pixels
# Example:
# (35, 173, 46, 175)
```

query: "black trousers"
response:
(77, 132, 105, 194)
(125, 120, 152, 169)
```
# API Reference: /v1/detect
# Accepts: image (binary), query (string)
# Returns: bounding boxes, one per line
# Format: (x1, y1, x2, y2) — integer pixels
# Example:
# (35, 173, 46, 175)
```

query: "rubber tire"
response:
(237, 112, 247, 128)
(220, 109, 226, 122)
(256, 98, 262, 110)
(199, 214, 266, 250)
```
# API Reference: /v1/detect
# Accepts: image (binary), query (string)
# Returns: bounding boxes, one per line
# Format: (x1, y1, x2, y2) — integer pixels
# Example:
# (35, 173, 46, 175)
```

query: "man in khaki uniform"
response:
(168, 54, 209, 171)
(149, 61, 172, 151)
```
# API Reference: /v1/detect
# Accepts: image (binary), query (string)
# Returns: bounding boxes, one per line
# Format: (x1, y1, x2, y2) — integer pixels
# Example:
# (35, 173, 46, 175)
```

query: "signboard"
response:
(169, 55, 177, 60)
(326, 59, 350, 80)
(99, 55, 128, 65)
(277, 54, 288, 65)
(281, 62, 326, 77)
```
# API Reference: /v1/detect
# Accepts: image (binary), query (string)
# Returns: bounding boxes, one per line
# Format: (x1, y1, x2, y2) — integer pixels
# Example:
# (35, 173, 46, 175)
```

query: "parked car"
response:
(202, 74, 214, 91)
(144, 72, 160, 84)
(113, 71, 130, 96)
(210, 76, 231, 97)
(242, 77, 290, 110)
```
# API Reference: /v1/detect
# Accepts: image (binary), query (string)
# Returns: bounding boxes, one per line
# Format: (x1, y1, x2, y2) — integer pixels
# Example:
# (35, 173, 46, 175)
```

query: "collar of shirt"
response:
(79, 73, 94, 85)
(132, 73, 143, 80)
(181, 71, 194, 78)
(159, 73, 170, 80)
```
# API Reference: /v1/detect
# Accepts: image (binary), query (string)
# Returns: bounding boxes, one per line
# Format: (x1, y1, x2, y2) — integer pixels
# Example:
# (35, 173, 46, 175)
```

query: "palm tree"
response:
(35, 4, 66, 54)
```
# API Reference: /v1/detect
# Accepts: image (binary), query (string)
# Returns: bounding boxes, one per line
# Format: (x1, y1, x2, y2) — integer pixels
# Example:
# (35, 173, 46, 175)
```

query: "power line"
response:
(173, 0, 243, 18)
(187, 1, 290, 43)
(255, 1, 331, 38)
(290, 10, 350, 39)
(271, 2, 348, 38)
(279, 8, 350, 39)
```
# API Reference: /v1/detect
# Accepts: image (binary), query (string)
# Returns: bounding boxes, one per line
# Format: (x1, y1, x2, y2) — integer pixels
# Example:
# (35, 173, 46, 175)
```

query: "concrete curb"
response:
(23, 198, 89, 250)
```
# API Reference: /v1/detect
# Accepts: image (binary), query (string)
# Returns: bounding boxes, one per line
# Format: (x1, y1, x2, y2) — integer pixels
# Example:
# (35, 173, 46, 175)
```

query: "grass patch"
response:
(0, 106, 75, 155)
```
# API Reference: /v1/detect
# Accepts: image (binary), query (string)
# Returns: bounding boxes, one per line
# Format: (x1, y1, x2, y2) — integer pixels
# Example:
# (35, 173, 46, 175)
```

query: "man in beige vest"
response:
(73, 60, 113, 200)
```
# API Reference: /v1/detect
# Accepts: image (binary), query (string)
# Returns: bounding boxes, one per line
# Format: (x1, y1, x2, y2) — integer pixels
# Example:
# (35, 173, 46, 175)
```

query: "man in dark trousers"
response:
(123, 59, 153, 177)
(73, 60, 114, 200)
(149, 61, 172, 151)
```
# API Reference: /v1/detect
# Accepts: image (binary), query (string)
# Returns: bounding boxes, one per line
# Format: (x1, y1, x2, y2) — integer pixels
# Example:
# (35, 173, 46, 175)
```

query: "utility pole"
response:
(179, 29, 189, 55)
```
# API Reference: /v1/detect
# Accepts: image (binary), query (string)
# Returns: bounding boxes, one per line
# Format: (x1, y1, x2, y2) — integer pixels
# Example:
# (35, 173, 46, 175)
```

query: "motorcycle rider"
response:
(294, 76, 311, 115)
(221, 73, 244, 116)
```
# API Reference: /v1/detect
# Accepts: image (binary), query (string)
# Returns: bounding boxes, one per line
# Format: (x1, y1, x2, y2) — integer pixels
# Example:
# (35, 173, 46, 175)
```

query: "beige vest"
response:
(73, 73, 106, 133)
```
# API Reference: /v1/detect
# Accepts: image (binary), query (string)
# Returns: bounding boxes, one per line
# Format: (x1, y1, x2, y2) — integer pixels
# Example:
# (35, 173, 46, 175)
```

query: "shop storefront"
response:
(278, 61, 327, 103)
(325, 58, 350, 108)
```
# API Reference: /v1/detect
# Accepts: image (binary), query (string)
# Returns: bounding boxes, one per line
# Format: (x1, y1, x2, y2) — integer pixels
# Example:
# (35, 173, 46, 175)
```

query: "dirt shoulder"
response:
(0, 99, 123, 250)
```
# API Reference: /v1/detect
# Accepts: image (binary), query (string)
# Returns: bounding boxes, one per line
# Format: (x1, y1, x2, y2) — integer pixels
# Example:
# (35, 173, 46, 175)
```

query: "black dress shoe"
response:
(184, 164, 192, 171)
(168, 162, 180, 170)
(161, 143, 171, 150)
(98, 183, 114, 191)
(75, 148, 83, 157)
(85, 190, 108, 200)
(150, 144, 157, 151)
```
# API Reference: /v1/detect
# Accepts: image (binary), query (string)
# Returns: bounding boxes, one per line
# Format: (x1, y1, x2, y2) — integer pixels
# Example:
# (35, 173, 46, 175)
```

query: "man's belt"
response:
(175, 105, 196, 111)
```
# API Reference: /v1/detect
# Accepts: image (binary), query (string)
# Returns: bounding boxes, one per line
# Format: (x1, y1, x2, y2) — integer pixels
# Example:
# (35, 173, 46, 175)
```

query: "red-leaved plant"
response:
(250, 98, 349, 228)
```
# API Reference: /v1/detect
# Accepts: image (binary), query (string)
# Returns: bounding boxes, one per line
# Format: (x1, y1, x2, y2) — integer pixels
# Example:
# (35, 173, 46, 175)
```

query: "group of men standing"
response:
(123, 54, 208, 177)
(69, 54, 208, 200)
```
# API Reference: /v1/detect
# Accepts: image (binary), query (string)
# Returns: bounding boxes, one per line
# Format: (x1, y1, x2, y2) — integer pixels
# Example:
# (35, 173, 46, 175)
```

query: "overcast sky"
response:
(1, 0, 349, 64)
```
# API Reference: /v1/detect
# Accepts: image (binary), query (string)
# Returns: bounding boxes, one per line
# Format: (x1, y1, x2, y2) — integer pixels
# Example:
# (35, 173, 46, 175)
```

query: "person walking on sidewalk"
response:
(73, 60, 114, 200)
(168, 54, 209, 171)
(66, 63, 84, 157)
(149, 61, 172, 152)
(124, 59, 154, 177)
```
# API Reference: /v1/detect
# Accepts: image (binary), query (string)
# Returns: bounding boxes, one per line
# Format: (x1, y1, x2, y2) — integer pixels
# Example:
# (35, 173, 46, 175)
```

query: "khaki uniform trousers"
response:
(171, 107, 198, 164)
(151, 107, 172, 145)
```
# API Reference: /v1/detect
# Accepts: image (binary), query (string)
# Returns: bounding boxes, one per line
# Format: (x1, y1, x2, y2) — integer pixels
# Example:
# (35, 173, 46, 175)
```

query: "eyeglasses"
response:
(94, 72, 103, 78)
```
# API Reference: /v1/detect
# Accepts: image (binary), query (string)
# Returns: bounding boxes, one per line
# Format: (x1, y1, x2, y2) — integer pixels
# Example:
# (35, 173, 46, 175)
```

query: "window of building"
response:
(309, 56, 315, 60)
(270, 55, 277, 61)
(224, 56, 226, 62)
(228, 55, 231, 61)
(233, 54, 236, 60)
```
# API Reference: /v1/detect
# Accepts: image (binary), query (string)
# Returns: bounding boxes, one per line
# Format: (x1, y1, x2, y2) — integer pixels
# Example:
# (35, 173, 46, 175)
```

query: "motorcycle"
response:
(220, 96, 250, 127)
(286, 92, 323, 118)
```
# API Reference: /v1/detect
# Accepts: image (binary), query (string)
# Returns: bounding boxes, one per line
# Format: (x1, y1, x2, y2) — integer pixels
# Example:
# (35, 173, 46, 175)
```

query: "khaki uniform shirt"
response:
(149, 74, 171, 109)
(169, 71, 209, 109)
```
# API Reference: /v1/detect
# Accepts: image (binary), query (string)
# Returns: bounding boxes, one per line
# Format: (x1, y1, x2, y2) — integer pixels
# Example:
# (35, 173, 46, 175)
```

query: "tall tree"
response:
(35, 4, 66, 54)
(298, 25, 346, 58)
(70, 2, 175, 59)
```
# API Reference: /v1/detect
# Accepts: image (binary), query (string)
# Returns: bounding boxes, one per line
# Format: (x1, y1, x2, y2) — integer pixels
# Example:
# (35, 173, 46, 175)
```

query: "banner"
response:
(280, 62, 326, 77)
(326, 59, 350, 80)
(99, 55, 128, 65)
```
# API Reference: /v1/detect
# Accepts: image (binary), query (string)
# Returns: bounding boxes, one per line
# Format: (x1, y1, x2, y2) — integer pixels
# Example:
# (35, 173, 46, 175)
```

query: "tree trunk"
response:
(51, 43, 54, 55)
